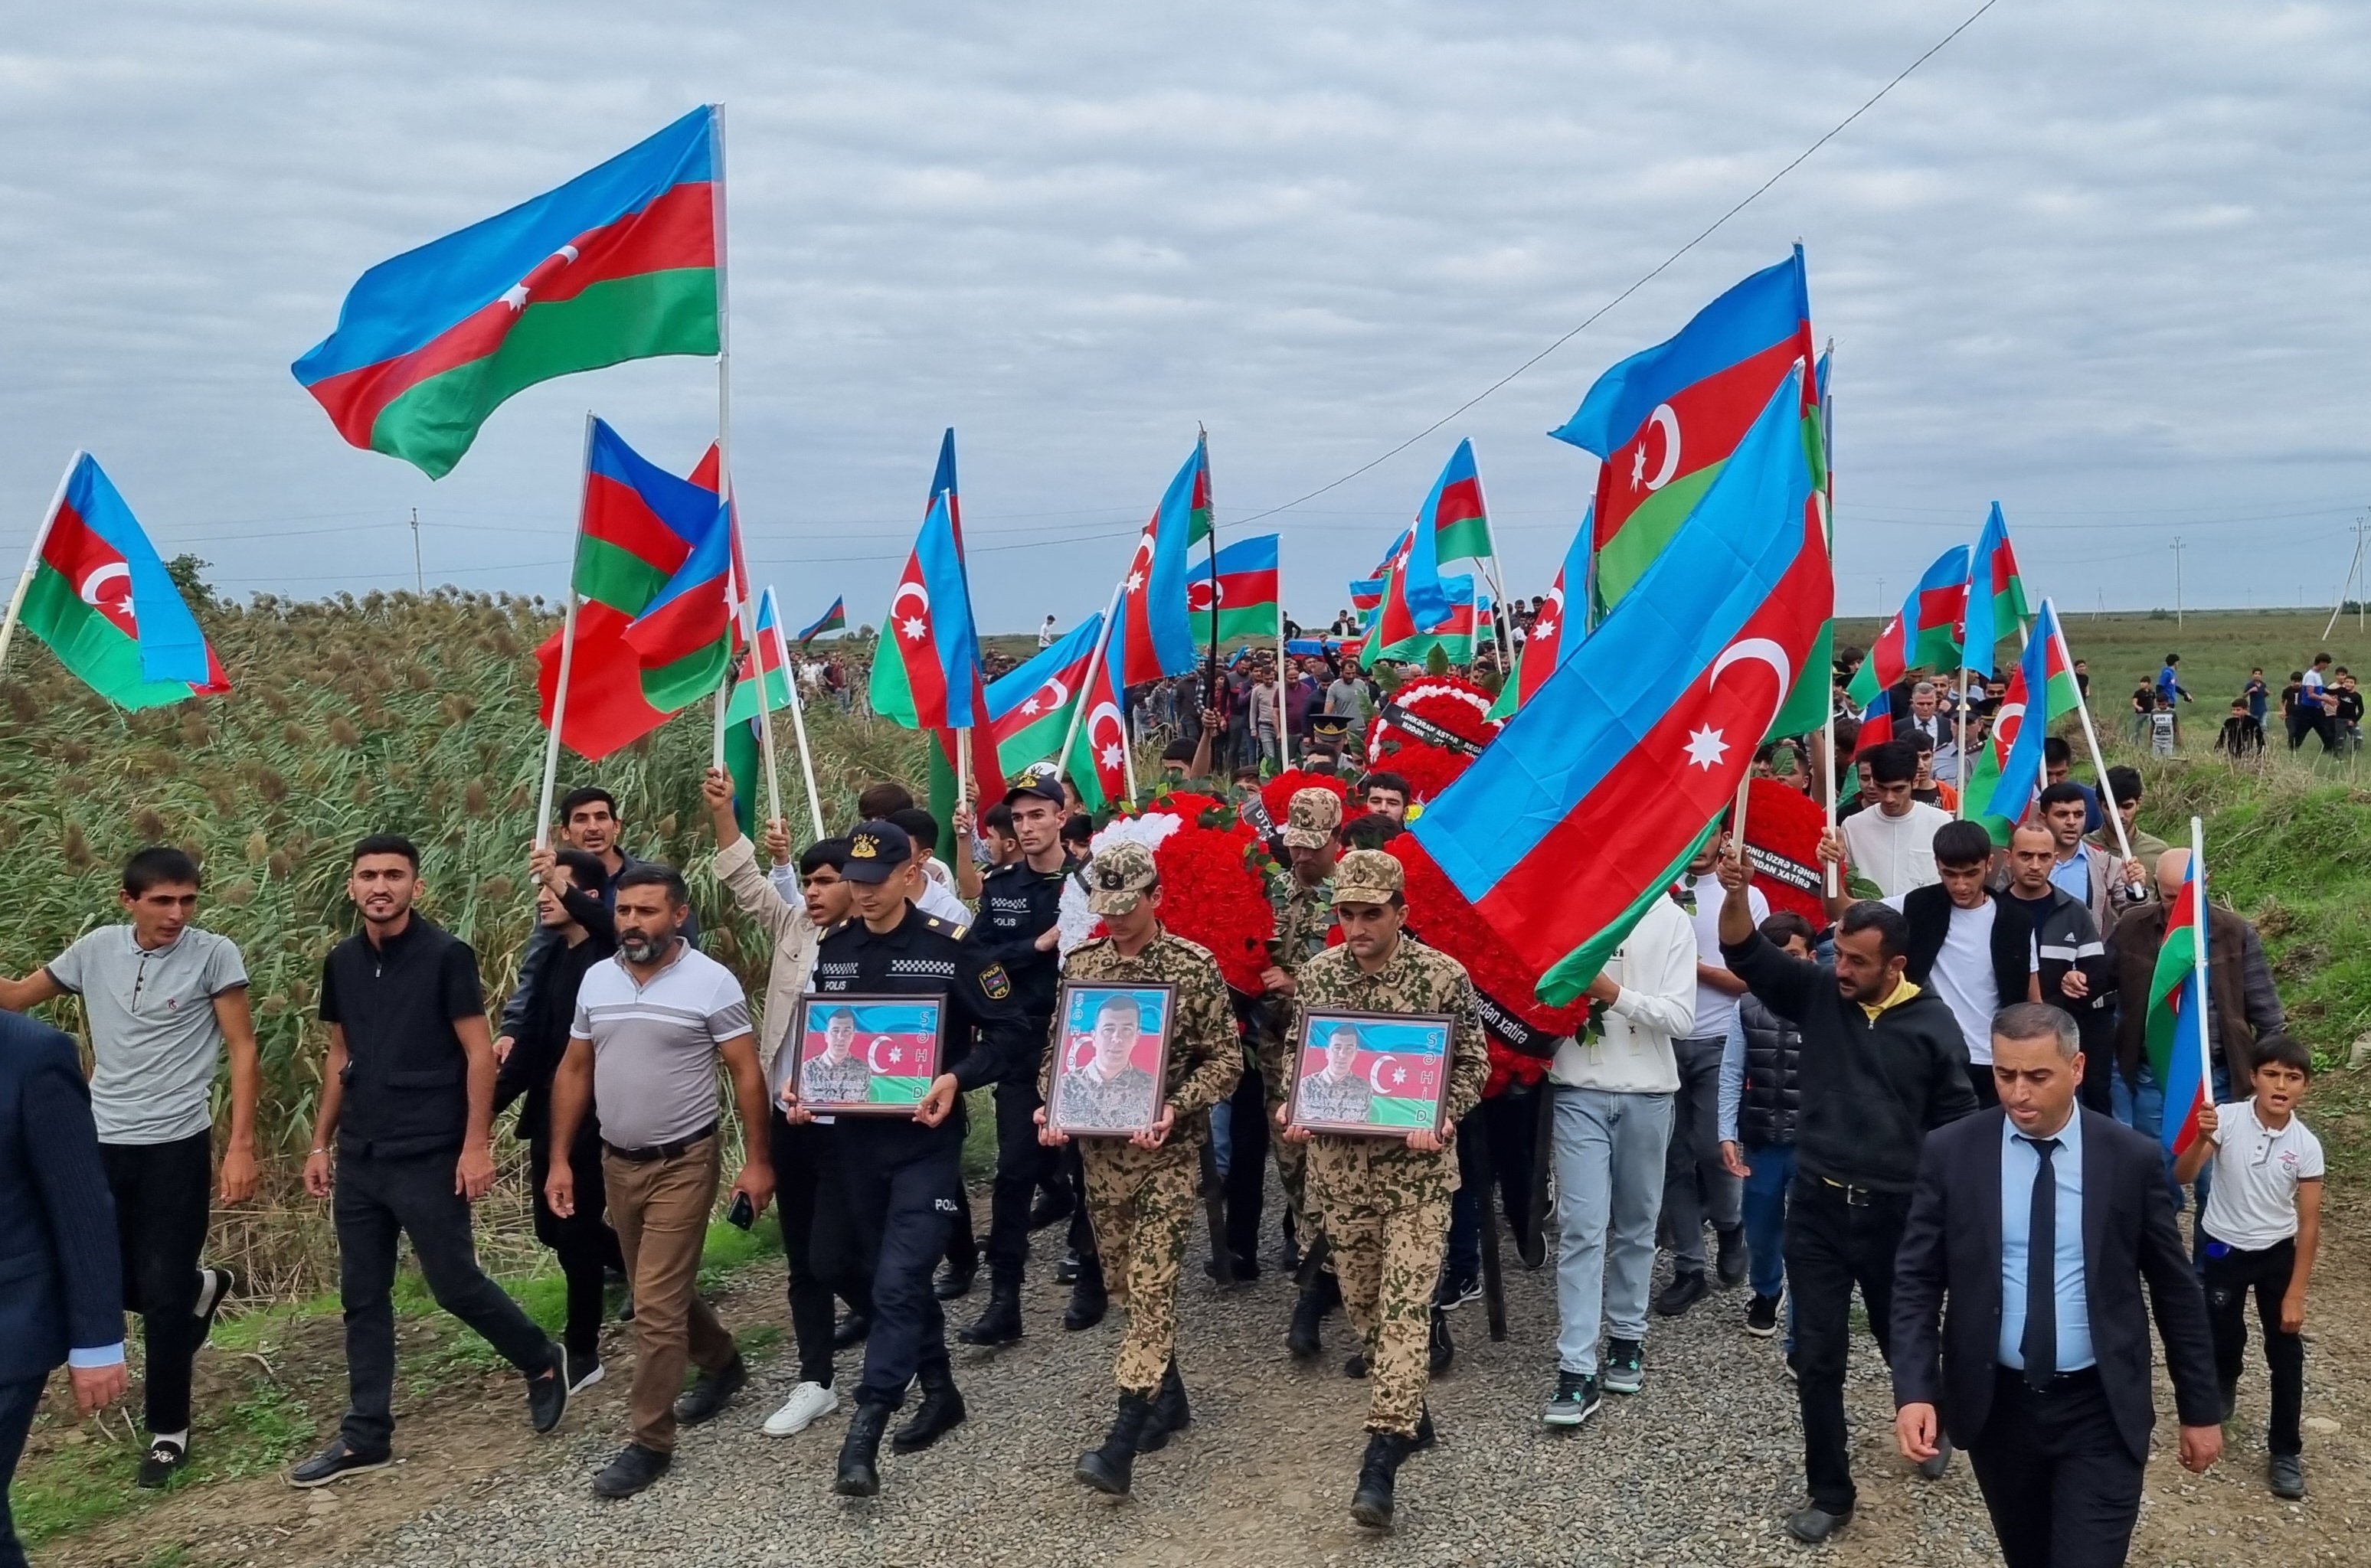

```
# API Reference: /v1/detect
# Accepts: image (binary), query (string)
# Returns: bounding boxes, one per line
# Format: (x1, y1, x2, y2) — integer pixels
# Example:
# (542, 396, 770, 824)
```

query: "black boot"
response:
(891, 1361, 968, 1453)
(1074, 1393, 1154, 1497)
(1414, 1404, 1435, 1452)
(934, 1256, 976, 1301)
(1139, 1359, 1190, 1452)
(958, 1280, 1024, 1347)
(1349, 1429, 1414, 1530)
(833, 1402, 892, 1497)
(1287, 1282, 1328, 1361)
(1428, 1308, 1454, 1376)
(1064, 1256, 1108, 1331)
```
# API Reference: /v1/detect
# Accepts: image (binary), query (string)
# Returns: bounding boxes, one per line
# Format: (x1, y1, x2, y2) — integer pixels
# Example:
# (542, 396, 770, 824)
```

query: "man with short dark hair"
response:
(2089, 766, 2170, 900)
(0, 846, 260, 1488)
(1360, 772, 1411, 823)
(1836, 740, 1951, 897)
(1715, 858, 1977, 1543)
(2026, 780, 2141, 936)
(290, 836, 567, 1488)
(2039, 737, 2105, 831)
(1998, 825, 2120, 1114)
(1891, 820, 2041, 1112)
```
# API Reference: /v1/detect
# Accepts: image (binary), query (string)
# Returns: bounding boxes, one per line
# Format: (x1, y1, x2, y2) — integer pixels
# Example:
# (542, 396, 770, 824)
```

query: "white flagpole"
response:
(2189, 815, 2212, 1102)
(535, 417, 597, 851)
(2052, 603, 2136, 864)
(0, 452, 79, 681)
(776, 608, 826, 840)
(1059, 583, 1126, 771)
(1954, 664, 1969, 820)
(1817, 338, 1839, 894)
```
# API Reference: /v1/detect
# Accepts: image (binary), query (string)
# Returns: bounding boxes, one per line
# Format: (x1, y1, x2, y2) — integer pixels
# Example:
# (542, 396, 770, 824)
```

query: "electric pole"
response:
(1876, 576, 1885, 622)
(2171, 537, 2185, 630)
(410, 508, 424, 595)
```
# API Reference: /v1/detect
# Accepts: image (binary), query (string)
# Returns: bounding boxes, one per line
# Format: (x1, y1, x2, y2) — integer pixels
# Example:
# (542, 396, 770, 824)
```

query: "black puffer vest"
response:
(1738, 993, 1803, 1150)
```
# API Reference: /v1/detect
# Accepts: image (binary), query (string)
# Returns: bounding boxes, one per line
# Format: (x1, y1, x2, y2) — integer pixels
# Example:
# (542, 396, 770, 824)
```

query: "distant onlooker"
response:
(1038, 614, 1059, 648)
(2155, 654, 2191, 711)
(2334, 670, 2363, 753)
(2294, 654, 2337, 751)
(2244, 668, 2271, 727)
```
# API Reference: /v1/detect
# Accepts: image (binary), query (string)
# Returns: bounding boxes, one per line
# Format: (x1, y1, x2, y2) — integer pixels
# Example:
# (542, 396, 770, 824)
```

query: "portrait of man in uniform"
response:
(1296, 1021, 1374, 1126)
(1048, 983, 1174, 1135)
(790, 995, 943, 1113)
(1290, 1008, 1454, 1137)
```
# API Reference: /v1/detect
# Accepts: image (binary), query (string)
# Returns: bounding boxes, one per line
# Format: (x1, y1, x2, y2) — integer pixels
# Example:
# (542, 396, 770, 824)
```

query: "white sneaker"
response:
(761, 1380, 839, 1437)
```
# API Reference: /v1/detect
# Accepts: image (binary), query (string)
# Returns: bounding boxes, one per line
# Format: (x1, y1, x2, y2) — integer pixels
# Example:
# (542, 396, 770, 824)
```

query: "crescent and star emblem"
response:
(890, 579, 931, 642)
(1086, 700, 1127, 770)
(1366, 1054, 1405, 1094)
(1993, 701, 2028, 751)
(77, 562, 132, 613)
(1631, 403, 1681, 492)
(1686, 638, 1795, 771)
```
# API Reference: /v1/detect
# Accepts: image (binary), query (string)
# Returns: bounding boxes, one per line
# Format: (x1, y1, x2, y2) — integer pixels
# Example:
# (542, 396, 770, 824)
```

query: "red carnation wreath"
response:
(1258, 767, 1356, 829)
(1739, 776, 1830, 926)
(1086, 793, 1277, 995)
(1365, 674, 1504, 805)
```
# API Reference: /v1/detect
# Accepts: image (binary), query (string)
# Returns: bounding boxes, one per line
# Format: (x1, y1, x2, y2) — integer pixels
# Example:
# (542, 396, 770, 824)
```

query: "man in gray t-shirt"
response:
(0, 846, 260, 1484)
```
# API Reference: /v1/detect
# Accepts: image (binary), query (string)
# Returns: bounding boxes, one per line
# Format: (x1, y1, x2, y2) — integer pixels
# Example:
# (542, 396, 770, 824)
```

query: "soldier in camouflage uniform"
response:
(1281, 849, 1486, 1531)
(1261, 786, 1346, 1356)
(799, 1007, 875, 1106)
(1038, 841, 1242, 1498)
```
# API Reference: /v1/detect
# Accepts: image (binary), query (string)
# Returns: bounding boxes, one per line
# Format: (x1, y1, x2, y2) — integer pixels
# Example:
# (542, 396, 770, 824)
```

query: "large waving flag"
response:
(871, 493, 984, 730)
(1552, 249, 1816, 613)
(1849, 544, 1972, 705)
(987, 612, 1104, 773)
(1349, 526, 1414, 626)
(293, 108, 721, 479)
(1115, 439, 1212, 684)
(1362, 570, 1477, 668)
(1961, 502, 2030, 679)
(1398, 439, 1493, 627)
(1065, 615, 1135, 811)
(8, 453, 228, 708)
(795, 595, 847, 645)
(2149, 831, 2214, 1156)
(1418, 367, 1826, 1003)
(535, 419, 731, 759)
(1188, 534, 1280, 644)
(1964, 597, 2082, 842)
(1490, 505, 1592, 718)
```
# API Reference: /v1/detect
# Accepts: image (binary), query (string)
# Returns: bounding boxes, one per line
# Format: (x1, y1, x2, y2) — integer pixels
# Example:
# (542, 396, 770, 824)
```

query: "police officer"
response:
(955, 763, 1073, 1347)
(1280, 850, 1486, 1531)
(1035, 843, 1241, 1498)
(1260, 786, 1345, 1356)
(786, 822, 1032, 1498)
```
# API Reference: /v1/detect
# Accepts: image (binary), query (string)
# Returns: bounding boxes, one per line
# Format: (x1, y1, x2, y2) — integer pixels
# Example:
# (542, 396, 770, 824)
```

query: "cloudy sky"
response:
(4, 1, 2367, 634)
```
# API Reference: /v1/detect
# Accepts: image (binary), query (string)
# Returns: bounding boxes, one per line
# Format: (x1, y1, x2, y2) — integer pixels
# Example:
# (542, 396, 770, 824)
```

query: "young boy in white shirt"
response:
(2174, 1033, 2323, 1501)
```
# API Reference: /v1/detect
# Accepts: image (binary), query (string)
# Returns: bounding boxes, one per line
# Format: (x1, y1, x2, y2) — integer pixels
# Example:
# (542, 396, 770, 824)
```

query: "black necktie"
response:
(2021, 1136, 2062, 1390)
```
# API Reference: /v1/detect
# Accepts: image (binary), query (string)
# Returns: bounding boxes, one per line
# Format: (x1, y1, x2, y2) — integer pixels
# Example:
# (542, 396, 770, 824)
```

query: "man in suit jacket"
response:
(2, 1008, 129, 1568)
(1893, 1001, 2221, 1567)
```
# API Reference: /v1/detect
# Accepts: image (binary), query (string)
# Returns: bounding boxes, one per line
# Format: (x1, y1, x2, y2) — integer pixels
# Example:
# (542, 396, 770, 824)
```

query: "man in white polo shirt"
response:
(546, 863, 773, 1501)
(0, 846, 260, 1489)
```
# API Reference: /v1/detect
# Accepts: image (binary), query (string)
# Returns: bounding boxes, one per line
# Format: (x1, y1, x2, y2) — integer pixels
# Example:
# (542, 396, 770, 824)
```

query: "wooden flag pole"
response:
(0, 452, 78, 684)
(535, 416, 597, 851)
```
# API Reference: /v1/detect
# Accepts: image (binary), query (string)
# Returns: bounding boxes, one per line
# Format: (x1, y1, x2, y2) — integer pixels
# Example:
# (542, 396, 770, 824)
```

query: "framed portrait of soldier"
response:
(1047, 982, 1176, 1137)
(1287, 1008, 1454, 1138)
(790, 995, 944, 1116)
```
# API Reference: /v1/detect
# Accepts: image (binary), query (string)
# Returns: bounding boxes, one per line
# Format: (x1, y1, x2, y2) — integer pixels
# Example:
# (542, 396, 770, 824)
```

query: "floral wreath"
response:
(1058, 791, 1276, 994)
(1363, 673, 1505, 807)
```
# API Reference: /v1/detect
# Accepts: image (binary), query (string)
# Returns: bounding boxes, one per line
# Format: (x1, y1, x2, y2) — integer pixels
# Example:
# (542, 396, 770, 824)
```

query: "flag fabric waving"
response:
(1114, 439, 1212, 685)
(1398, 439, 1493, 627)
(2148, 832, 2214, 1156)
(1849, 544, 1973, 706)
(1187, 534, 1280, 645)
(293, 108, 721, 479)
(10, 453, 229, 707)
(1552, 249, 1817, 614)
(1361, 570, 1476, 668)
(795, 595, 847, 645)
(1964, 598, 2082, 842)
(1065, 614, 1135, 812)
(721, 586, 796, 835)
(1416, 368, 1826, 1004)
(1490, 505, 1592, 718)
(534, 419, 729, 759)
(620, 495, 734, 685)
(1961, 502, 2030, 679)
(986, 612, 1104, 774)
(870, 491, 985, 730)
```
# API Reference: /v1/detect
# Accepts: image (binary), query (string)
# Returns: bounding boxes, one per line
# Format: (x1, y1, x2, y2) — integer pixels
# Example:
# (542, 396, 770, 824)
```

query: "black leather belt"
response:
(1819, 1175, 1877, 1207)
(1998, 1364, 2101, 1395)
(603, 1121, 718, 1163)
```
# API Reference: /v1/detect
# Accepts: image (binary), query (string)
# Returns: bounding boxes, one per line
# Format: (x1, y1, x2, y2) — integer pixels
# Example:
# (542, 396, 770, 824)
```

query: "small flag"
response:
(1961, 502, 2029, 679)
(1490, 505, 1591, 719)
(1360, 570, 1477, 668)
(2148, 832, 2213, 1155)
(1964, 598, 2083, 841)
(1398, 439, 1492, 627)
(721, 586, 796, 836)
(1849, 544, 1972, 706)
(795, 595, 847, 645)
(1187, 533, 1280, 644)
(870, 466, 986, 730)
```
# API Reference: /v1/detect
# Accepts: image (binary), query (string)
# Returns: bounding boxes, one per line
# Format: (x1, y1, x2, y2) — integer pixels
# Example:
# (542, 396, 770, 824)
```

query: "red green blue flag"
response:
(293, 108, 721, 479)
(12, 453, 229, 708)
(1115, 438, 1212, 685)
(1360, 568, 1477, 668)
(1416, 368, 1826, 1003)
(1490, 505, 1591, 719)
(870, 432, 986, 731)
(1399, 439, 1493, 627)
(2149, 838, 2213, 1156)
(721, 586, 794, 836)
(796, 596, 846, 645)
(1964, 597, 2082, 842)
(987, 612, 1103, 773)
(1187, 533, 1280, 644)
(1065, 614, 1135, 811)
(1849, 544, 1971, 706)
(1961, 502, 2029, 679)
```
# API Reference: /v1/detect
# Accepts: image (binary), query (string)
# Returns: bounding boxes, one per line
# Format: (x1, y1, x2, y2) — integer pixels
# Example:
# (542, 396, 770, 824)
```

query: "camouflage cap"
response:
(1280, 786, 1345, 849)
(1330, 848, 1404, 906)
(1087, 840, 1160, 916)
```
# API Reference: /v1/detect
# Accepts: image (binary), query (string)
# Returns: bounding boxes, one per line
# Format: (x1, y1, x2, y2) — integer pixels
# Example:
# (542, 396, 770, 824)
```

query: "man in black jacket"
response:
(1893, 1002, 2221, 1566)
(1895, 820, 2042, 1109)
(2000, 826, 2120, 1114)
(1715, 854, 1976, 1544)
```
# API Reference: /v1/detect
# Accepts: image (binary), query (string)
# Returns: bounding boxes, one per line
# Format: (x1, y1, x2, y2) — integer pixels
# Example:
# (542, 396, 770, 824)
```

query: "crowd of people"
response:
(0, 639, 2337, 1568)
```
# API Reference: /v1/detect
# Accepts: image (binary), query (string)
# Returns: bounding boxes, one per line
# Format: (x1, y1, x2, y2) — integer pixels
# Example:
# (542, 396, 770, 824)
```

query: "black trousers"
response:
(0, 1376, 39, 1568)
(1221, 1055, 1270, 1266)
(822, 1132, 960, 1410)
(335, 1148, 549, 1454)
(769, 1110, 839, 1387)
(2202, 1230, 2304, 1456)
(1968, 1369, 2145, 1568)
(526, 1130, 623, 1362)
(1785, 1174, 1910, 1514)
(99, 1131, 213, 1434)
(984, 1074, 1055, 1285)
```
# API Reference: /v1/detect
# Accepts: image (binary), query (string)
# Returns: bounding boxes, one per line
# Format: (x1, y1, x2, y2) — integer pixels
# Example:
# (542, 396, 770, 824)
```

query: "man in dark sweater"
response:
(1714, 854, 1977, 1545)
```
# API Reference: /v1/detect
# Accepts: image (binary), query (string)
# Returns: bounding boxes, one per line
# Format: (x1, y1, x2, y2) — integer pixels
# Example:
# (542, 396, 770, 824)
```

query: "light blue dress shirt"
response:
(2047, 844, 2093, 906)
(1999, 1106, 2093, 1372)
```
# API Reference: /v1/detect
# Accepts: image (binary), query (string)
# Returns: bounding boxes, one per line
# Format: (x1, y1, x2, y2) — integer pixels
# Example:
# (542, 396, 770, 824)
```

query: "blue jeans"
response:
(1550, 1086, 1673, 1375)
(1739, 1142, 1795, 1301)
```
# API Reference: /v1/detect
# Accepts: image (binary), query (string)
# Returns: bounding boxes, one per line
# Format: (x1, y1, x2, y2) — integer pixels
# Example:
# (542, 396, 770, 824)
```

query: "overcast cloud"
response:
(2, 1, 2366, 632)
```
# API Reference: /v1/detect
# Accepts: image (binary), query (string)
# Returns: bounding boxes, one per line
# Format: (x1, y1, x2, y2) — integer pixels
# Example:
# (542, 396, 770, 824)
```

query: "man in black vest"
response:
(289, 835, 568, 1487)
(1893, 821, 2041, 1109)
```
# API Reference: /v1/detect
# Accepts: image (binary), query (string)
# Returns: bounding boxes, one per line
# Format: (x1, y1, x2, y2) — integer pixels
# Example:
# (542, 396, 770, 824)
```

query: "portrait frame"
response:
(1047, 980, 1178, 1138)
(1288, 1006, 1455, 1139)
(788, 992, 945, 1116)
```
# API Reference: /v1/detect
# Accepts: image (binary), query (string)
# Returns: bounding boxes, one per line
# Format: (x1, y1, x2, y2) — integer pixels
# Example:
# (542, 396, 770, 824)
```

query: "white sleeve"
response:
(2298, 1127, 2326, 1181)
(1606, 901, 1698, 1040)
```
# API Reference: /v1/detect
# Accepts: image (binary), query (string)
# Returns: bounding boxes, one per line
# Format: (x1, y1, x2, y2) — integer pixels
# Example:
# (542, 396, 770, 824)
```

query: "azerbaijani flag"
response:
(1490, 505, 1591, 719)
(795, 595, 846, 645)
(1114, 438, 1212, 685)
(1361, 568, 1477, 668)
(13, 454, 228, 708)
(1349, 526, 1414, 626)
(293, 108, 721, 479)
(1398, 439, 1493, 628)
(2147, 834, 2213, 1155)
(1065, 612, 1135, 811)
(1964, 597, 2082, 843)
(1853, 688, 1898, 758)
(1297, 1017, 1449, 1128)
(986, 612, 1103, 773)
(533, 420, 731, 759)
(1849, 544, 1972, 706)
(871, 490, 984, 730)
(1187, 533, 1280, 644)
(721, 586, 795, 836)
(1417, 368, 1826, 1002)
(1961, 502, 2029, 679)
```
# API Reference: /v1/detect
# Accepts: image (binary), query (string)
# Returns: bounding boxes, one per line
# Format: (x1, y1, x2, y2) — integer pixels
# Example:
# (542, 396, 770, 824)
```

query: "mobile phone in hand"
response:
(727, 1191, 755, 1230)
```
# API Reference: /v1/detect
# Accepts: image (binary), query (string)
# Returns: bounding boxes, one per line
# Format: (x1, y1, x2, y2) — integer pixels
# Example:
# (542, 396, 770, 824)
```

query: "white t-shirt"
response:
(915, 874, 973, 927)
(1840, 801, 1953, 897)
(1688, 873, 1766, 1043)
(1882, 894, 2037, 1065)
(2199, 1098, 2324, 1251)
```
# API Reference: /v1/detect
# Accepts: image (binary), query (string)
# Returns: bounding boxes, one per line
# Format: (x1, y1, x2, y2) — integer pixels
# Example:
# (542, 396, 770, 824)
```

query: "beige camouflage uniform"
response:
(1045, 842, 1244, 1396)
(1288, 851, 1487, 1439)
(1263, 786, 1343, 1224)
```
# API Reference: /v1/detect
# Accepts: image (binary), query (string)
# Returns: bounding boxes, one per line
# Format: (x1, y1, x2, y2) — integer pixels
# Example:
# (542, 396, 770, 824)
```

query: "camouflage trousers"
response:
(1310, 1181, 1450, 1438)
(1080, 1138, 1199, 1396)
(1256, 1033, 1311, 1231)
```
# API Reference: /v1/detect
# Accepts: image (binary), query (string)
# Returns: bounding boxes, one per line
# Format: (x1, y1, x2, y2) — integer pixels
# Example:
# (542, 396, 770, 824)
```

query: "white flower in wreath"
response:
(1056, 812, 1185, 959)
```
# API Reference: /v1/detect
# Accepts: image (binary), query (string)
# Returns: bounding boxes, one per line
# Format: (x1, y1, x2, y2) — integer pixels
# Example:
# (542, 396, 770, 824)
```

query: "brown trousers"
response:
(602, 1136, 737, 1452)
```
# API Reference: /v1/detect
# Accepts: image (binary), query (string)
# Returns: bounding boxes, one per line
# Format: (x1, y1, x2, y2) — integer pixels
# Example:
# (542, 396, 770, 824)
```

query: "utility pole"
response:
(410, 508, 424, 595)
(2357, 515, 2367, 633)
(2170, 536, 2185, 629)
(1876, 576, 1886, 622)
(2325, 514, 2368, 641)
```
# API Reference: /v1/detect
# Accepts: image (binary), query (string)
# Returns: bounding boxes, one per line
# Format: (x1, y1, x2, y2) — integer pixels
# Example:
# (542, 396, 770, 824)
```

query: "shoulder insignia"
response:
(979, 962, 1011, 1001)
(950, 922, 969, 940)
